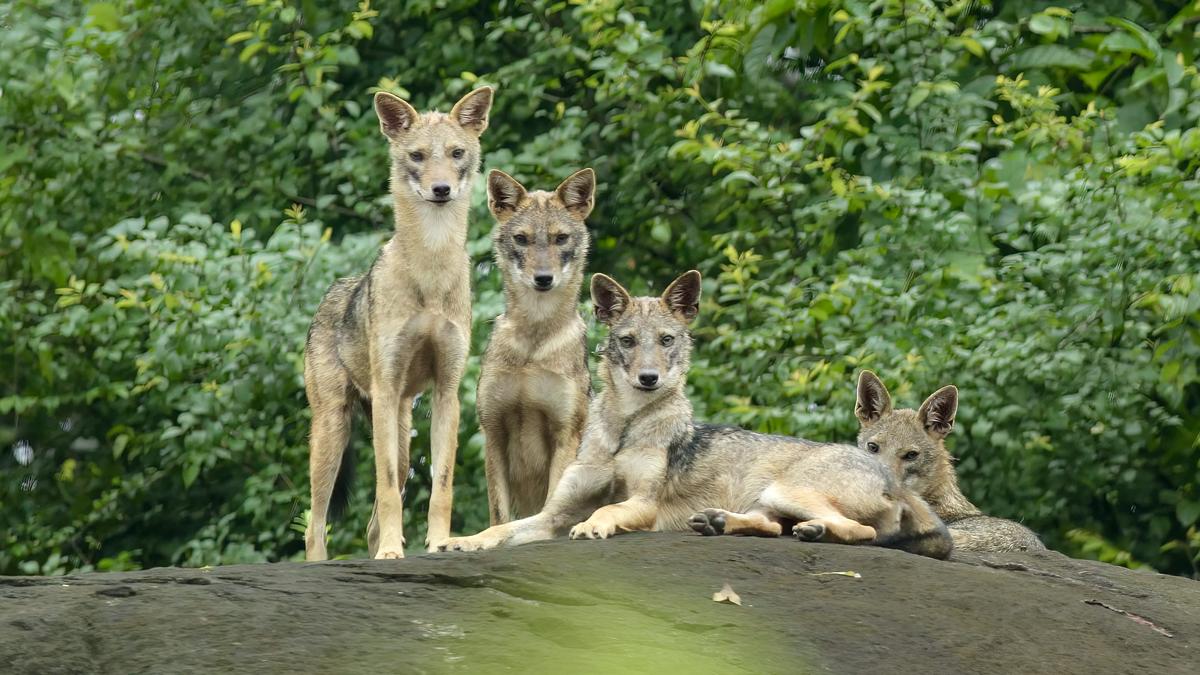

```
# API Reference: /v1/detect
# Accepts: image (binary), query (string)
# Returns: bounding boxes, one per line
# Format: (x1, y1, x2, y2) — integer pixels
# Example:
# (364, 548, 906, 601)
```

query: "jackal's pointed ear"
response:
(374, 92, 419, 140)
(555, 168, 595, 219)
(591, 273, 631, 324)
(855, 370, 893, 425)
(450, 86, 493, 135)
(661, 270, 701, 323)
(487, 170, 527, 221)
(918, 385, 958, 439)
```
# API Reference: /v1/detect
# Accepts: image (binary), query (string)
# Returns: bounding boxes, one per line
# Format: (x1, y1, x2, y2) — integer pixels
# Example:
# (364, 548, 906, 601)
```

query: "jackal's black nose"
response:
(638, 371, 659, 388)
(533, 274, 554, 290)
(431, 182, 451, 199)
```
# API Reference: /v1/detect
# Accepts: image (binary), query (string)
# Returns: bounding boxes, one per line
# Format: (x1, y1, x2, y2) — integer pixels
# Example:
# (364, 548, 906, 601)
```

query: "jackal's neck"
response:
(924, 464, 982, 521)
(503, 273, 584, 332)
(389, 181, 472, 253)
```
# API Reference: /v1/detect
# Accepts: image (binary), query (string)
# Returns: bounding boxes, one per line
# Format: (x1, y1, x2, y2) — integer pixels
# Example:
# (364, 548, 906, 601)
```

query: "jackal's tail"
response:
(875, 493, 953, 559)
(327, 398, 369, 520)
(327, 440, 355, 521)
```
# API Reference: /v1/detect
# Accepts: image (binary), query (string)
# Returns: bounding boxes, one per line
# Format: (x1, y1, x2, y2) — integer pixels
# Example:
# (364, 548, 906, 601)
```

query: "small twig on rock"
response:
(1084, 599, 1174, 638)
(811, 571, 862, 579)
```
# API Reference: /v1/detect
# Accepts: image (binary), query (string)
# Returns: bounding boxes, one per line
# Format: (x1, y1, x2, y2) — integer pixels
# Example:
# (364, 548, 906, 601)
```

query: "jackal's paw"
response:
(374, 546, 406, 560)
(569, 518, 615, 540)
(688, 509, 728, 536)
(792, 521, 827, 542)
(436, 534, 497, 552)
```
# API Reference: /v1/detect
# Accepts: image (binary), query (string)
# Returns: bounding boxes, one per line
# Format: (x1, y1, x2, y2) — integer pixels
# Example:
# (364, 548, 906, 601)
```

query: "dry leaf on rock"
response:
(712, 582, 742, 606)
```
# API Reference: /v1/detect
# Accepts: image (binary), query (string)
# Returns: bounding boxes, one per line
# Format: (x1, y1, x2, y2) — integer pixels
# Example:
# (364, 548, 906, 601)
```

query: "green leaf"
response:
(1105, 17, 1161, 62)
(721, 170, 760, 187)
(1099, 31, 1153, 59)
(1160, 360, 1181, 383)
(906, 87, 930, 110)
(1163, 50, 1183, 87)
(1028, 14, 1069, 40)
(226, 31, 255, 45)
(182, 461, 200, 488)
(705, 61, 736, 78)
(1010, 45, 1094, 70)
(1079, 66, 1118, 91)
(87, 2, 121, 32)
(347, 20, 374, 40)
(1177, 500, 1200, 527)
(113, 434, 129, 459)
(759, 0, 793, 25)
(744, 23, 776, 78)
(958, 37, 984, 58)
(1129, 65, 1164, 91)
(239, 42, 266, 63)
(307, 132, 329, 158)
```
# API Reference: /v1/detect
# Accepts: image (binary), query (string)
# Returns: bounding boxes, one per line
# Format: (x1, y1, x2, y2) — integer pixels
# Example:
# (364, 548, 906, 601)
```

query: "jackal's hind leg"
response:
(759, 485, 877, 544)
(791, 517, 876, 543)
(305, 354, 354, 562)
(688, 509, 783, 537)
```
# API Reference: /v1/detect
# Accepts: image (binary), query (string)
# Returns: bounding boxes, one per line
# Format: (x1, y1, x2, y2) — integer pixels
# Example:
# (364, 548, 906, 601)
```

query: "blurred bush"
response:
(1, 0, 1197, 576)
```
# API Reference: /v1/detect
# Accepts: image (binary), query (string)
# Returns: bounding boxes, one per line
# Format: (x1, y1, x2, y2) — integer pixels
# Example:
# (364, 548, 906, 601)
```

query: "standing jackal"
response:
(478, 168, 595, 524)
(304, 87, 493, 560)
(439, 271, 952, 559)
(855, 371, 1046, 552)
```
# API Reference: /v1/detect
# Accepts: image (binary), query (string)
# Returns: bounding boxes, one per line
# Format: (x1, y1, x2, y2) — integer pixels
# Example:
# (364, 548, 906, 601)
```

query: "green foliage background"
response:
(2, 0, 1198, 577)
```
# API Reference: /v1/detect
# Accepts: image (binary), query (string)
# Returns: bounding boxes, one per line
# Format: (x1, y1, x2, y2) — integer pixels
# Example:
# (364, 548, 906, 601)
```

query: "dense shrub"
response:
(2, 0, 1198, 576)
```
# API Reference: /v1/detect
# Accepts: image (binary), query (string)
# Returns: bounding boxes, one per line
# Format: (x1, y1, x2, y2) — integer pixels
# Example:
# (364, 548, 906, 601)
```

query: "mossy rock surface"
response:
(3, 533, 1197, 674)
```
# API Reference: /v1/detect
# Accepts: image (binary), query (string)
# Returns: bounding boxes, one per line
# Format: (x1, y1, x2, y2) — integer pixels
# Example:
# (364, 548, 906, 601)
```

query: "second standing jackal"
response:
(304, 87, 493, 560)
(439, 271, 952, 558)
(855, 370, 1046, 552)
(478, 168, 595, 523)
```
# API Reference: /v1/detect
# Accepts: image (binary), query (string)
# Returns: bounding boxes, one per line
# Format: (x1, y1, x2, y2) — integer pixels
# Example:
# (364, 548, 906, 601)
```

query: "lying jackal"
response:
(478, 168, 595, 523)
(855, 370, 1046, 553)
(304, 87, 493, 560)
(439, 271, 952, 558)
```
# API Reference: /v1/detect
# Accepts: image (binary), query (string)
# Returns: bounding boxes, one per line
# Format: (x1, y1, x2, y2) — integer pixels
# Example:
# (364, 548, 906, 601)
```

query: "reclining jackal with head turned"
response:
(439, 271, 952, 559)
(304, 86, 493, 560)
(854, 370, 1046, 553)
(478, 168, 595, 524)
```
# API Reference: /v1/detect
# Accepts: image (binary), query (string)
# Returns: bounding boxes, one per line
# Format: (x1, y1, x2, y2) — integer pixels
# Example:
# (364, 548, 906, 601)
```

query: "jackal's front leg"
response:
(427, 325, 468, 551)
(440, 456, 616, 552)
(569, 497, 658, 540)
(369, 390, 413, 559)
(482, 421, 512, 526)
(545, 426, 581, 504)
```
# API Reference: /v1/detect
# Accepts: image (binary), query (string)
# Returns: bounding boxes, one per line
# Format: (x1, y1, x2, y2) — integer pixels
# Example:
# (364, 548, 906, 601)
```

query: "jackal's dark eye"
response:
(451, 148, 465, 159)
(513, 234, 528, 246)
(409, 151, 425, 162)
(867, 442, 880, 453)
(555, 233, 569, 245)
(619, 335, 636, 348)
(660, 334, 674, 346)
(901, 450, 919, 461)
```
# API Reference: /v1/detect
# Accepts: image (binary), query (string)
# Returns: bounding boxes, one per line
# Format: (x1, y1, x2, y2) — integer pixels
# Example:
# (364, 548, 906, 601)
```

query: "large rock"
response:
(2, 533, 1196, 674)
